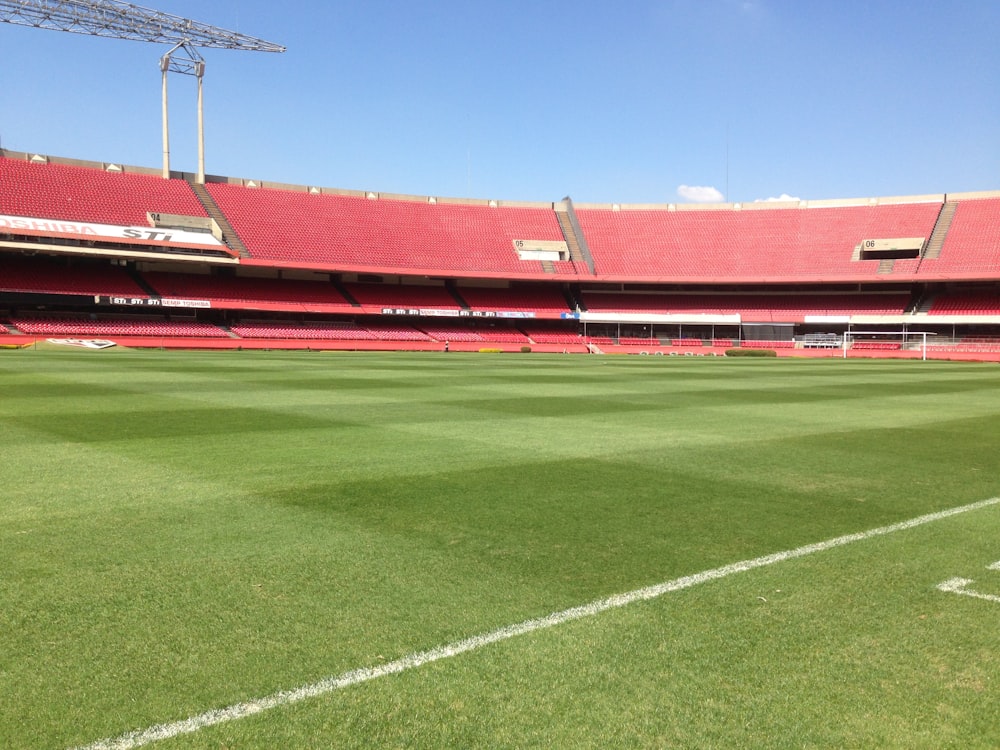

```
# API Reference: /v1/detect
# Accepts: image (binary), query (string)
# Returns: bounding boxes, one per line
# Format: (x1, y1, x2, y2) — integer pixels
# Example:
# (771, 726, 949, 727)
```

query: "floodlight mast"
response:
(0, 0, 285, 182)
(160, 41, 206, 181)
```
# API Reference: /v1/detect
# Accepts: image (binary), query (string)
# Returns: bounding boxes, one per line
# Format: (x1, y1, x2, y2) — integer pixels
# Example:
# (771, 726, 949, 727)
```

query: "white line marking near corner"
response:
(72, 496, 1000, 750)
(938, 557, 1000, 603)
(936, 576, 1000, 603)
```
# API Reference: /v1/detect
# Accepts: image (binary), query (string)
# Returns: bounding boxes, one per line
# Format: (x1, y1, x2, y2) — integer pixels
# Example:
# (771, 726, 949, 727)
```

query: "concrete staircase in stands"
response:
(923, 200, 958, 260)
(188, 181, 252, 258)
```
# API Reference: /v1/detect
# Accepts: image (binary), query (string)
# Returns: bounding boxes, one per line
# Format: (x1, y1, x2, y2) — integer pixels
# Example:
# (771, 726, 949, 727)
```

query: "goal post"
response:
(842, 330, 935, 360)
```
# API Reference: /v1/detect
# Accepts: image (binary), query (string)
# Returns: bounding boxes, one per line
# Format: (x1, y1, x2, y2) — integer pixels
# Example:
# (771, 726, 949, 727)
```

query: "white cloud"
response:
(755, 193, 801, 203)
(677, 185, 724, 203)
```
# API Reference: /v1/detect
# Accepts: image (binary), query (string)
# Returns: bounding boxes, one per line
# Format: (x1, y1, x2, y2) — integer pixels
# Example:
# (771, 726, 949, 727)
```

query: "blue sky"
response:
(2, 1, 998, 204)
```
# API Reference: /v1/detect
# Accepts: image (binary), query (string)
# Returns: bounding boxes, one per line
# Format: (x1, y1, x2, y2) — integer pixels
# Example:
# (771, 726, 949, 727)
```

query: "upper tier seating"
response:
(6, 155, 1000, 286)
(0, 157, 206, 226)
(552, 260, 585, 275)
(922, 198, 1000, 276)
(205, 182, 566, 274)
(575, 202, 941, 281)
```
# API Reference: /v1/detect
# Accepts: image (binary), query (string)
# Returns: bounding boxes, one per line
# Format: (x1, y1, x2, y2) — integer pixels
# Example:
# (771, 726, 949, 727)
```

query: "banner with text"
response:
(381, 308, 536, 319)
(0, 214, 224, 248)
(95, 296, 212, 309)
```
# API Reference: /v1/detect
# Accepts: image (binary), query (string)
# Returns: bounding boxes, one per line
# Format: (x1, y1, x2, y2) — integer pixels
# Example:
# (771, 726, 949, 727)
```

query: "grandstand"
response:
(3, 148, 1000, 358)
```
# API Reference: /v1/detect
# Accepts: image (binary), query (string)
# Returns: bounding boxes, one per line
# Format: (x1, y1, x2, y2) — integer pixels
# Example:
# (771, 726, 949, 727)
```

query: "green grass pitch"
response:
(2, 349, 999, 749)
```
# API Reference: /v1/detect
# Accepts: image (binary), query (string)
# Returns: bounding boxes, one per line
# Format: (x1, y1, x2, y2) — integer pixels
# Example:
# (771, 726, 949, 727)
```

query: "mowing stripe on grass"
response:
(73, 496, 1000, 750)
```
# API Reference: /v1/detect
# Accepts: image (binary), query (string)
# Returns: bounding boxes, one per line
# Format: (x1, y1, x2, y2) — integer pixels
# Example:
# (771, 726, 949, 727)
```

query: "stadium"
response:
(3, 2, 1000, 749)
(3, 149, 1000, 356)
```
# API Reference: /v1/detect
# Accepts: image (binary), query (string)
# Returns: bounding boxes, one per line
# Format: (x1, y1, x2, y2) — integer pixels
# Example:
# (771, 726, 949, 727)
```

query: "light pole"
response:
(160, 40, 206, 182)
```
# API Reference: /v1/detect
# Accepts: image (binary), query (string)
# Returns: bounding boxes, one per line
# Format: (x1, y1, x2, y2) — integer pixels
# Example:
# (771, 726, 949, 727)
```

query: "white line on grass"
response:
(73, 496, 1000, 750)
(936, 577, 1000, 603)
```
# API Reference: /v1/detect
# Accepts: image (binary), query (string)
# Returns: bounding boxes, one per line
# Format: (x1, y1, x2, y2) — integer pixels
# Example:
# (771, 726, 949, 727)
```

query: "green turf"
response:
(1, 350, 999, 748)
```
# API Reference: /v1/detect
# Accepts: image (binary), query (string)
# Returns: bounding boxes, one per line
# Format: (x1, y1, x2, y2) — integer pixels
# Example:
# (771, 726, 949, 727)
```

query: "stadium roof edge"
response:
(571, 194, 956, 212)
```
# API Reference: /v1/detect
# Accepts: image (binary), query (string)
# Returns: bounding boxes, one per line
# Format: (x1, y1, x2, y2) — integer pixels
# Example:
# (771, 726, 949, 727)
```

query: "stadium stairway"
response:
(127, 268, 162, 297)
(217, 323, 241, 339)
(909, 293, 936, 314)
(564, 284, 585, 311)
(922, 200, 958, 260)
(444, 280, 470, 309)
(555, 199, 596, 274)
(188, 181, 252, 258)
(331, 277, 362, 307)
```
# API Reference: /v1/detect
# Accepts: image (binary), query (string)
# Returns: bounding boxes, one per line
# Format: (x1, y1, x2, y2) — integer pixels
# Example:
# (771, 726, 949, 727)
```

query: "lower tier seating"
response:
(10, 315, 229, 337)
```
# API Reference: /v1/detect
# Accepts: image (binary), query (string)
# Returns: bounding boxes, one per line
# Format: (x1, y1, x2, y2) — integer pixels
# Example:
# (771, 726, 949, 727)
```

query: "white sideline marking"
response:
(73, 496, 1000, 750)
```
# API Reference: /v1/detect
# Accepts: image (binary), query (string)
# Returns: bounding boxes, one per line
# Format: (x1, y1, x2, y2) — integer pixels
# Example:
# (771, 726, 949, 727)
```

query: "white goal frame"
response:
(843, 330, 936, 360)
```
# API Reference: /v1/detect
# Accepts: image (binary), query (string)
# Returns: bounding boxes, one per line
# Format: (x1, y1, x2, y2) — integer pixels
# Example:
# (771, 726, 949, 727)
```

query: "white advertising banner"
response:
(0, 214, 224, 248)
